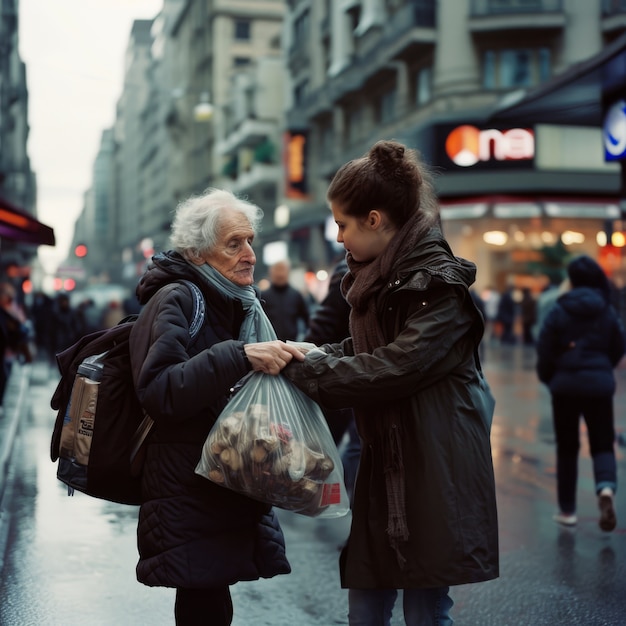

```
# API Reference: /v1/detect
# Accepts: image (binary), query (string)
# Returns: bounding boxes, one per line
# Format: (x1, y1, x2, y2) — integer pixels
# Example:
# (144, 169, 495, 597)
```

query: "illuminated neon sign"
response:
(445, 125, 535, 167)
(603, 99, 626, 162)
(283, 131, 309, 198)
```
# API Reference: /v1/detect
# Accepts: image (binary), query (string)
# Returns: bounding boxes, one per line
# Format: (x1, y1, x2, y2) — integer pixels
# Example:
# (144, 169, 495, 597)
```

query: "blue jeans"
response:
(348, 587, 454, 625)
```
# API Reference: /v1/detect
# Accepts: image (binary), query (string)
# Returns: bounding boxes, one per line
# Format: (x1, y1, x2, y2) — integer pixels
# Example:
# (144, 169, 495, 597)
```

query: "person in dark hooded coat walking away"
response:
(129, 188, 304, 626)
(284, 140, 498, 625)
(536, 254, 625, 531)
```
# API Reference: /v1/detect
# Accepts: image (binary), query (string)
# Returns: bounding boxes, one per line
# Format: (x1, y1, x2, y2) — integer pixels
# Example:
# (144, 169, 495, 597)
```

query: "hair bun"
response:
(369, 140, 405, 175)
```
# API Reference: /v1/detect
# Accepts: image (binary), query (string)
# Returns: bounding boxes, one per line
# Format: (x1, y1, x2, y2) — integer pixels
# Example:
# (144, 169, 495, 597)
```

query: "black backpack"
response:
(50, 279, 205, 505)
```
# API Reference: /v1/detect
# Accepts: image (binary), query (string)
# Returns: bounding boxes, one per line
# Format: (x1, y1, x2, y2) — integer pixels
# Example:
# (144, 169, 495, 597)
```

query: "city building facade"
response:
(274, 0, 625, 293)
(0, 0, 47, 283)
(59, 0, 626, 298)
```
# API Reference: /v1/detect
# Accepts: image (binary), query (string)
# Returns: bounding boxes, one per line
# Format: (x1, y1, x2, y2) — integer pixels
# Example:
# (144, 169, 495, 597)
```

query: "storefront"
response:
(478, 31, 626, 290)
(0, 195, 55, 247)
(440, 193, 621, 293)
(405, 31, 626, 294)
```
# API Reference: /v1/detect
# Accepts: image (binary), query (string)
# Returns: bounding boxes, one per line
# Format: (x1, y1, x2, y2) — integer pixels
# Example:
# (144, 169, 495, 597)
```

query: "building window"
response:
(234, 19, 251, 41)
(377, 88, 397, 124)
(346, 106, 363, 142)
(294, 80, 309, 106)
(416, 67, 432, 105)
(538, 47, 551, 83)
(482, 47, 551, 89)
(294, 9, 310, 43)
(244, 87, 254, 118)
(234, 57, 250, 67)
(320, 120, 334, 158)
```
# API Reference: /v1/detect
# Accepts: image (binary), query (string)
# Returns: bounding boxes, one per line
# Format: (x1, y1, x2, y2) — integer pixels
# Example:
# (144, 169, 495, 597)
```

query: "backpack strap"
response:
(177, 279, 205, 341)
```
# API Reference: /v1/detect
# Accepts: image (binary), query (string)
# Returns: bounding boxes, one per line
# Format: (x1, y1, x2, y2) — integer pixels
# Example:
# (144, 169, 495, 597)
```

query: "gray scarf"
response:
(193, 262, 276, 342)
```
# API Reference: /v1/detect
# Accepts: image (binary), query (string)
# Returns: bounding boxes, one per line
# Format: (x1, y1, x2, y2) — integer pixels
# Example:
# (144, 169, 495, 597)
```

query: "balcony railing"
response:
(217, 119, 277, 157)
(471, 0, 563, 16)
(232, 162, 281, 195)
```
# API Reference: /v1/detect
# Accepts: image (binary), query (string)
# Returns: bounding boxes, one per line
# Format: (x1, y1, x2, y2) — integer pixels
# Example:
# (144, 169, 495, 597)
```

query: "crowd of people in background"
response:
(4, 256, 626, 409)
(3, 288, 142, 371)
(4, 262, 626, 373)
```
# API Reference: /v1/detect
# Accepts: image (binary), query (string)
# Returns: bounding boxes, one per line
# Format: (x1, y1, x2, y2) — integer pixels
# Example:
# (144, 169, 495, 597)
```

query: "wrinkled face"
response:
(331, 202, 388, 263)
(197, 208, 256, 286)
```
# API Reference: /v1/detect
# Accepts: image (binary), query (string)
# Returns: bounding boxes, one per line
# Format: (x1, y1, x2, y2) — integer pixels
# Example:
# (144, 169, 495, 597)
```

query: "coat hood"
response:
(397, 228, 477, 291)
(567, 254, 610, 298)
(557, 286, 608, 321)
(136, 251, 201, 305)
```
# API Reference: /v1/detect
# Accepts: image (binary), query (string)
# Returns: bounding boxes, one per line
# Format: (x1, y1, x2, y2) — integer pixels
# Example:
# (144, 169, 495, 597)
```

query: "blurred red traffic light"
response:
(74, 244, 88, 258)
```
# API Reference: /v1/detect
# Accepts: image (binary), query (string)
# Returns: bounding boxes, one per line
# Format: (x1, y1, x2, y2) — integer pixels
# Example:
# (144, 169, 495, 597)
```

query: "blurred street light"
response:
(193, 92, 214, 122)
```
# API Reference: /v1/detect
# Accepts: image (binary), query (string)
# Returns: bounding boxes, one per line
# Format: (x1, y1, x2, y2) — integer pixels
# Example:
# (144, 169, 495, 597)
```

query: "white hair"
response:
(169, 188, 263, 258)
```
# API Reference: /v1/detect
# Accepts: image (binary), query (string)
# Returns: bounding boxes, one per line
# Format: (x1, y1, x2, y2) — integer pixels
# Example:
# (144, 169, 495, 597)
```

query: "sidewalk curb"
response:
(0, 363, 32, 504)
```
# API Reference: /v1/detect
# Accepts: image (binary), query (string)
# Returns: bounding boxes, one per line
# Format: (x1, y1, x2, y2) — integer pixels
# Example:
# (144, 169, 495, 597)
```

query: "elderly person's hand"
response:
(244, 340, 305, 375)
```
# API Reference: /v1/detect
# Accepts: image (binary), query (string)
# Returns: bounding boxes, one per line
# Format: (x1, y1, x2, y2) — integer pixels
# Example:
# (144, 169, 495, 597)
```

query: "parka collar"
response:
(388, 228, 477, 292)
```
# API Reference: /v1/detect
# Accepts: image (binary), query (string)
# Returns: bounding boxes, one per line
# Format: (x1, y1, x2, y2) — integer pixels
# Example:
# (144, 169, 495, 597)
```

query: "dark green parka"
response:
(284, 232, 499, 589)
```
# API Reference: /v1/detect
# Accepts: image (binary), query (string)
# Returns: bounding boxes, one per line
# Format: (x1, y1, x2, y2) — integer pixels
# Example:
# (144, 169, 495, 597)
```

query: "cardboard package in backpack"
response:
(50, 280, 205, 505)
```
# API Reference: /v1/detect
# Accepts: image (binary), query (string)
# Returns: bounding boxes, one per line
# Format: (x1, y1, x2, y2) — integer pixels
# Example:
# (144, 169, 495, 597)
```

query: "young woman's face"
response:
(331, 202, 392, 263)
(196, 208, 257, 286)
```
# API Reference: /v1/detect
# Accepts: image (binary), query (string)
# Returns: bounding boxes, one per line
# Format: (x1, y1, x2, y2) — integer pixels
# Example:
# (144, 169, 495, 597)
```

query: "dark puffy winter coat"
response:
(536, 286, 626, 396)
(305, 257, 350, 345)
(284, 233, 499, 589)
(261, 283, 310, 341)
(129, 251, 290, 589)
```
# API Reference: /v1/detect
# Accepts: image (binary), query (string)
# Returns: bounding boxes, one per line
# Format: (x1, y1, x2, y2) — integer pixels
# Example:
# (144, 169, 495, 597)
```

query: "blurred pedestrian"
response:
(123, 293, 142, 316)
(51, 293, 81, 356)
(536, 255, 625, 531)
(285, 140, 498, 625)
(31, 290, 54, 362)
(101, 300, 126, 328)
(496, 285, 517, 344)
(305, 256, 350, 349)
(304, 255, 359, 503)
(261, 259, 310, 341)
(520, 287, 537, 345)
(532, 278, 570, 342)
(0, 282, 31, 411)
(77, 297, 102, 334)
(481, 285, 500, 343)
(130, 188, 304, 625)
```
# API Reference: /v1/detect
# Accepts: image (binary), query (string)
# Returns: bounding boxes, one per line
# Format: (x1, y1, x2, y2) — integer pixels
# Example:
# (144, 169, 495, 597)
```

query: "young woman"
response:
(284, 140, 499, 625)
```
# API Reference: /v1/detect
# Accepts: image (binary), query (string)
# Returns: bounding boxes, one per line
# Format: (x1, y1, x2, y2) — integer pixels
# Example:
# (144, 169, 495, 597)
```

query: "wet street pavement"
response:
(1, 344, 625, 625)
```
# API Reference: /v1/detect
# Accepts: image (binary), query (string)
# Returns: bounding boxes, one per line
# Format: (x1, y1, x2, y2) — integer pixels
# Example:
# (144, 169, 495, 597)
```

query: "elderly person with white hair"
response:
(129, 188, 304, 626)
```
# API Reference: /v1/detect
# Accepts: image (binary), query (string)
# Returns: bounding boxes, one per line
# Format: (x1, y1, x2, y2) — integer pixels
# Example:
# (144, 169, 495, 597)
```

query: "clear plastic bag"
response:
(196, 372, 350, 518)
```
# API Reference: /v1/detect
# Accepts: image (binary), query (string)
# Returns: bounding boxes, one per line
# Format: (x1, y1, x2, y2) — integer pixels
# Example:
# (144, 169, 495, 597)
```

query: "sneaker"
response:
(553, 512, 577, 527)
(598, 489, 617, 532)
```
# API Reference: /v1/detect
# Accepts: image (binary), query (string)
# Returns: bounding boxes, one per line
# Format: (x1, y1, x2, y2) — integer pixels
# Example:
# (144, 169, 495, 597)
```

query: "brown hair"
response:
(326, 139, 438, 229)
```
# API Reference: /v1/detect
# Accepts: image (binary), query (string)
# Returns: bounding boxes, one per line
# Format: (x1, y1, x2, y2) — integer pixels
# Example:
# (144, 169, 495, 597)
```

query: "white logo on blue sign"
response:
(604, 99, 626, 161)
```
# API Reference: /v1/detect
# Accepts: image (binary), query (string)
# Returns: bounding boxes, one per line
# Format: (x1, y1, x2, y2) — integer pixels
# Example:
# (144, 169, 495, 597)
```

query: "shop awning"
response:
(0, 196, 56, 246)
(489, 31, 626, 127)
(440, 194, 621, 220)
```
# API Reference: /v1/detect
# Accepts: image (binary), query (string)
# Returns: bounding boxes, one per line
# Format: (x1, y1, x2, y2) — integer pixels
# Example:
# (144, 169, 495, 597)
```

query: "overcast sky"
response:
(18, 0, 163, 274)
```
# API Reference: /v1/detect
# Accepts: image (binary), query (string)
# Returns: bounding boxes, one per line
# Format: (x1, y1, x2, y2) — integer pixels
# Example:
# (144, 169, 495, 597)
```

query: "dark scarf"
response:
(341, 207, 438, 567)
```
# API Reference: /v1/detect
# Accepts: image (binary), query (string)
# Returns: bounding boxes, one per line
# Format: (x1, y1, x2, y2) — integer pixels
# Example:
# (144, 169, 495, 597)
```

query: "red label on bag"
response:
(320, 482, 342, 506)
(270, 422, 293, 444)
